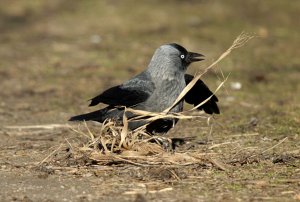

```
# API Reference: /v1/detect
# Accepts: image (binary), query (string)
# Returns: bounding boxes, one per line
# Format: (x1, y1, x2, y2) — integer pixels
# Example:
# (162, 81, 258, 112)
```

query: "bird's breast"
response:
(143, 76, 185, 112)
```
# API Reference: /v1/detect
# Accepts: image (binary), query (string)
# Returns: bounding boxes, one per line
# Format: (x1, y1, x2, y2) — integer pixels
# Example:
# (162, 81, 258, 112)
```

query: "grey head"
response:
(147, 43, 204, 77)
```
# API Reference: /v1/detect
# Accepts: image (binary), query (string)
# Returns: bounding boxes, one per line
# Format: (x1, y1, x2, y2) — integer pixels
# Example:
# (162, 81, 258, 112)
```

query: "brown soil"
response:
(0, 1, 299, 201)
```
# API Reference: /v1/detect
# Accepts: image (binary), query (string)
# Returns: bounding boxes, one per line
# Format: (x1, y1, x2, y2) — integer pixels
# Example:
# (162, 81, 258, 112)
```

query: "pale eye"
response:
(180, 54, 185, 59)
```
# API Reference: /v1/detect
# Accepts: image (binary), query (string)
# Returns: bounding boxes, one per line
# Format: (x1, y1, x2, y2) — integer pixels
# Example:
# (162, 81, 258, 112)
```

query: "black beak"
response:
(187, 52, 204, 63)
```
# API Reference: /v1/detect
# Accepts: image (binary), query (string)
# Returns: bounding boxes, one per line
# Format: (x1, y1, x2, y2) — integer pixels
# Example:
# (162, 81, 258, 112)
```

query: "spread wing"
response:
(89, 74, 155, 107)
(184, 74, 220, 114)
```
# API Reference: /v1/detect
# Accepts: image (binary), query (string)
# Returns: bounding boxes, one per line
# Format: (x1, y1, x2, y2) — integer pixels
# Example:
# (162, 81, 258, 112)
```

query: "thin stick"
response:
(113, 156, 148, 167)
(208, 141, 238, 149)
(168, 169, 181, 180)
(189, 76, 229, 111)
(119, 111, 129, 148)
(164, 32, 254, 113)
(249, 137, 288, 159)
(65, 138, 74, 151)
(84, 121, 95, 141)
(261, 137, 288, 154)
(209, 158, 228, 171)
(4, 124, 70, 130)
(38, 144, 63, 165)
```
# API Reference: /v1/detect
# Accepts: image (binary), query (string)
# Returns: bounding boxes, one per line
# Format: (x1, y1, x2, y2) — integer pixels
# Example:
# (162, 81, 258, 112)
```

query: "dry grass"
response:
(39, 33, 254, 170)
(1, 1, 299, 201)
(126, 32, 255, 131)
(38, 120, 227, 171)
(165, 32, 255, 113)
(2, 33, 255, 172)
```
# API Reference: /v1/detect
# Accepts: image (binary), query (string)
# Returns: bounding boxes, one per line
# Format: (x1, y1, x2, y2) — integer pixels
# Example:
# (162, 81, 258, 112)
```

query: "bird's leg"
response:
(149, 135, 173, 152)
(158, 136, 173, 152)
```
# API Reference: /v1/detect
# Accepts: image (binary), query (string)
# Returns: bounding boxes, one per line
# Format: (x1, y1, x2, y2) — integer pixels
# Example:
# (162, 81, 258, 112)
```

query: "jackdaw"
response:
(69, 43, 220, 134)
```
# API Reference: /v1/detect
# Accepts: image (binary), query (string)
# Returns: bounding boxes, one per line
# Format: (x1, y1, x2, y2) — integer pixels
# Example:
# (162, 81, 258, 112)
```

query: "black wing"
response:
(184, 74, 220, 114)
(89, 75, 155, 107)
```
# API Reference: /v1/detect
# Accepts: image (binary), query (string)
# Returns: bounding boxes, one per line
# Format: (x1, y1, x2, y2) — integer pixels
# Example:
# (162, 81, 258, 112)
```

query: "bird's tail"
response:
(69, 108, 109, 122)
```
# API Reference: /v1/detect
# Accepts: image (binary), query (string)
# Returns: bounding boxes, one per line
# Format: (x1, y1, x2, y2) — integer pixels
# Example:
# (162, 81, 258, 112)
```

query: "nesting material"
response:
(43, 33, 253, 170)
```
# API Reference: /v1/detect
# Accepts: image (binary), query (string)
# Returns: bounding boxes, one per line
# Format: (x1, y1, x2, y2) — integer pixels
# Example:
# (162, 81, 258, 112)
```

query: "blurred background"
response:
(0, 0, 299, 133)
(0, 1, 299, 201)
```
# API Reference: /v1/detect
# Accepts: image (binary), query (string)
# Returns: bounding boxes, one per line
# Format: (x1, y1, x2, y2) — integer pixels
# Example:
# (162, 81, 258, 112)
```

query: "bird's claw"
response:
(155, 137, 174, 152)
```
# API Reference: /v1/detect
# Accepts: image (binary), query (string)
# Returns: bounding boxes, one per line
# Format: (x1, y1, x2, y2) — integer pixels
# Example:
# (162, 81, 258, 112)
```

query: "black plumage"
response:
(69, 43, 220, 134)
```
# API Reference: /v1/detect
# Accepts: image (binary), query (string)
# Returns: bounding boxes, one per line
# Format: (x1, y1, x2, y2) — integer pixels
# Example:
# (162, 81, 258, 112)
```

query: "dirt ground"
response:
(0, 1, 299, 201)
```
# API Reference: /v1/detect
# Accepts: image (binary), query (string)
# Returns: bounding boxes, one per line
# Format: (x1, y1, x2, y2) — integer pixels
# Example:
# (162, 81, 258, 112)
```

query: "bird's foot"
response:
(149, 136, 173, 152)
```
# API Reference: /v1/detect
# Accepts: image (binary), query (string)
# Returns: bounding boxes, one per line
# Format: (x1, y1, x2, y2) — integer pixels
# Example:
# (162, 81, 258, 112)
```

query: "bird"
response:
(69, 43, 220, 135)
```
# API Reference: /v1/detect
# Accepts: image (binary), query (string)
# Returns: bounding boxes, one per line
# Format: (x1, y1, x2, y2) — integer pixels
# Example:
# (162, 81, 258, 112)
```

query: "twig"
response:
(189, 75, 229, 111)
(168, 169, 181, 181)
(249, 137, 288, 159)
(38, 144, 64, 165)
(261, 137, 288, 154)
(4, 124, 70, 130)
(164, 32, 254, 113)
(112, 156, 149, 167)
(209, 158, 228, 171)
(65, 138, 74, 152)
(230, 133, 260, 137)
(208, 141, 238, 149)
